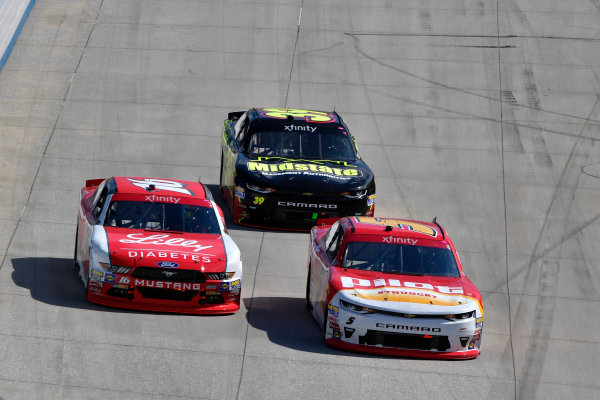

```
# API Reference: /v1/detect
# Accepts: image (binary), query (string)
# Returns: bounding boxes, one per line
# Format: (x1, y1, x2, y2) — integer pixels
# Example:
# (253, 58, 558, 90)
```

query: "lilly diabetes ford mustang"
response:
(74, 177, 242, 314)
(219, 108, 375, 228)
(306, 217, 483, 359)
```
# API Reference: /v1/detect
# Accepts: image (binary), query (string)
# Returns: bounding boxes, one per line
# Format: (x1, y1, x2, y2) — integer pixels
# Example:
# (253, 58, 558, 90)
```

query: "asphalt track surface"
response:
(1, 0, 600, 399)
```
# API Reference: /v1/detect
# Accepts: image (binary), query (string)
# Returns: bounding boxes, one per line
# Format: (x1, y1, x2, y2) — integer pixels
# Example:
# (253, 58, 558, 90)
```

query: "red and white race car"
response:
(74, 177, 242, 314)
(306, 216, 483, 359)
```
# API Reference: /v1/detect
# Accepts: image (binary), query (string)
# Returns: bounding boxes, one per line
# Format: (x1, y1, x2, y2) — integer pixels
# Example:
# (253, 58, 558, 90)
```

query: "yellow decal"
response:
(355, 217, 438, 237)
(259, 108, 337, 123)
(354, 288, 461, 306)
(247, 162, 359, 177)
(253, 196, 265, 205)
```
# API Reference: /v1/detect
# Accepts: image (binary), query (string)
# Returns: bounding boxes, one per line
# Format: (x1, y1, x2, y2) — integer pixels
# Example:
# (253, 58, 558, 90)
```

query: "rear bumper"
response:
(232, 190, 375, 228)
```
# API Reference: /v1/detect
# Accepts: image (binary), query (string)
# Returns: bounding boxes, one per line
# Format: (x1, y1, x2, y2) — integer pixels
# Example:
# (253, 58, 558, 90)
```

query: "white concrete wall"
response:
(0, 0, 35, 69)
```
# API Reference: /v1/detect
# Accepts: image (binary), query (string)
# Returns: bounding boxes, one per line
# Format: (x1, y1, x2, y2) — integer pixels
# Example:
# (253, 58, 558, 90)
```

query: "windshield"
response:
(246, 131, 356, 160)
(342, 242, 460, 277)
(104, 201, 220, 234)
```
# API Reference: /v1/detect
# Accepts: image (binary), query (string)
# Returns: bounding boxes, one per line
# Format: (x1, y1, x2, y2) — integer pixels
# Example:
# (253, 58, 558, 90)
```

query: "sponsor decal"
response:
(340, 277, 463, 294)
(88, 286, 102, 295)
(476, 317, 483, 329)
(376, 323, 441, 332)
(230, 279, 241, 295)
(277, 201, 337, 209)
(333, 330, 341, 338)
(355, 217, 438, 237)
(283, 124, 317, 132)
(382, 236, 417, 245)
(91, 269, 103, 282)
(144, 194, 181, 203)
(113, 284, 129, 289)
(367, 194, 375, 206)
(234, 186, 245, 199)
(119, 276, 201, 291)
(329, 321, 340, 330)
(157, 261, 179, 268)
(219, 282, 230, 292)
(327, 304, 339, 317)
(89, 280, 103, 288)
(126, 178, 194, 196)
(247, 162, 359, 178)
(259, 108, 337, 123)
(128, 251, 211, 263)
(120, 233, 214, 253)
(104, 273, 116, 284)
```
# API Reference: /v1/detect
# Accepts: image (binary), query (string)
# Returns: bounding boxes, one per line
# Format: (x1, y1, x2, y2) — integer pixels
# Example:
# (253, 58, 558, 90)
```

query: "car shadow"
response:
(11, 257, 137, 314)
(243, 296, 385, 358)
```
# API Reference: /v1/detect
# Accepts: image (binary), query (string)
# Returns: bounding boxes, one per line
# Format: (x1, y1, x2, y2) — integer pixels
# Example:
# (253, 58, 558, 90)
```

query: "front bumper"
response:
(324, 303, 482, 360)
(232, 187, 375, 228)
(86, 268, 241, 314)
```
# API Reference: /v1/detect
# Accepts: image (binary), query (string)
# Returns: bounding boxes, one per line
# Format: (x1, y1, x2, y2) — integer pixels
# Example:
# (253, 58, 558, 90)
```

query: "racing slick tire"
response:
(73, 225, 80, 274)
(305, 268, 313, 312)
(219, 152, 225, 195)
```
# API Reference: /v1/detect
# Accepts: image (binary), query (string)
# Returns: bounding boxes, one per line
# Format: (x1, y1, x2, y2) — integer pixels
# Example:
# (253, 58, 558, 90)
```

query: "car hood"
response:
(237, 156, 373, 192)
(104, 227, 226, 272)
(330, 268, 474, 314)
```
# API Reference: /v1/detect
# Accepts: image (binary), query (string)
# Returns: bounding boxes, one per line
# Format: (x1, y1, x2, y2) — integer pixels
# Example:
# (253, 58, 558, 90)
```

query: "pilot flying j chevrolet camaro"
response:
(220, 108, 375, 229)
(74, 177, 242, 314)
(306, 217, 483, 359)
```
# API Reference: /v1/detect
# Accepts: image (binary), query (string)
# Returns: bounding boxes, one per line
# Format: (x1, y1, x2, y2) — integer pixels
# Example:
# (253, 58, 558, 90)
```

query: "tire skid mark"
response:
(363, 85, 600, 144)
(522, 65, 541, 110)
(505, 0, 534, 31)
(343, 33, 600, 125)
(418, 8, 433, 33)
(348, 24, 412, 217)
(515, 95, 600, 399)
(589, 0, 600, 13)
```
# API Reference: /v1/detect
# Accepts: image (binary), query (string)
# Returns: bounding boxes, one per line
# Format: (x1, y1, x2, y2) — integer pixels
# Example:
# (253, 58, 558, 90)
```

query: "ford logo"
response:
(157, 261, 179, 268)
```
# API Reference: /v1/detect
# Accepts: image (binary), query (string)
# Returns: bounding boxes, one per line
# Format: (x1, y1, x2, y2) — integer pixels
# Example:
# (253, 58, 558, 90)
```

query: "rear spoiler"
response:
(227, 111, 245, 121)
(85, 178, 105, 188)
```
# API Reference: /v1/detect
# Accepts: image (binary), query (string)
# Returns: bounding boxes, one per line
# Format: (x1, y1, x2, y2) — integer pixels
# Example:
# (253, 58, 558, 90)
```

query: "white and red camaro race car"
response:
(74, 177, 242, 314)
(306, 216, 483, 359)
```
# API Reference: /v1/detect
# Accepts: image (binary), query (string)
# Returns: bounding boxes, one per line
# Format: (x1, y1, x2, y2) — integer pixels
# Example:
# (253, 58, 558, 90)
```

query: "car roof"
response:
(111, 177, 207, 199)
(348, 216, 444, 240)
(252, 108, 343, 126)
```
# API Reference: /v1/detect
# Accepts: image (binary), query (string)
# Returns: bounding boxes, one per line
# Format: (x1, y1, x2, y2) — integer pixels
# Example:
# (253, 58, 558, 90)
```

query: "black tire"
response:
(219, 152, 225, 195)
(73, 224, 80, 273)
(305, 268, 313, 311)
(321, 305, 328, 339)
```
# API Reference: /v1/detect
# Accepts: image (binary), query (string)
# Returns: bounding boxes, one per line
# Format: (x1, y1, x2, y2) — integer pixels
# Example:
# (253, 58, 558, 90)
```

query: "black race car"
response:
(219, 108, 375, 229)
